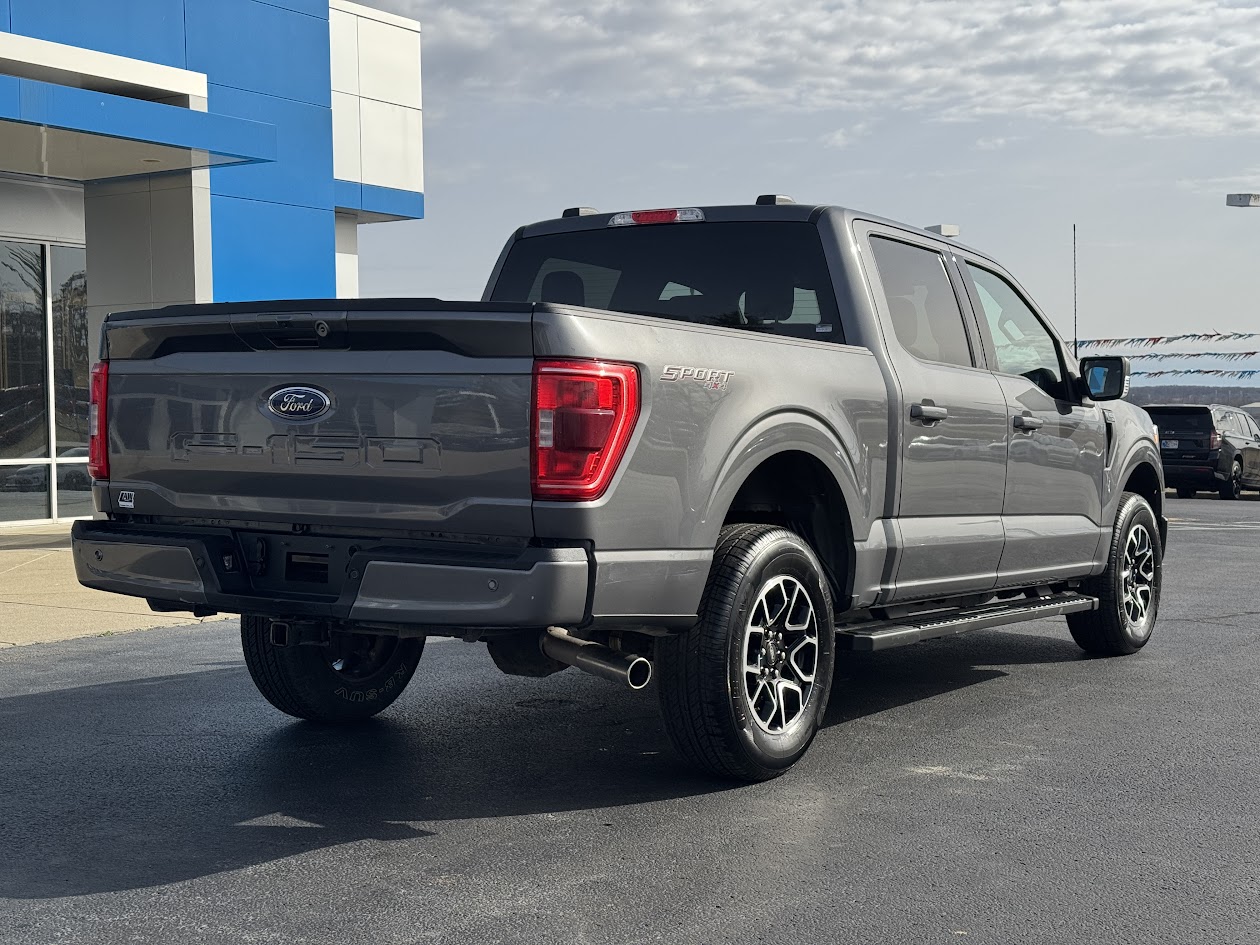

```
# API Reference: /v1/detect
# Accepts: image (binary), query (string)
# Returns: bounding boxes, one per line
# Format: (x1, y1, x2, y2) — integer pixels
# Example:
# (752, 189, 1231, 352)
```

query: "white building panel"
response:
(329, 9, 359, 96)
(360, 99, 423, 193)
(356, 16, 421, 110)
(0, 30, 207, 103)
(331, 90, 362, 182)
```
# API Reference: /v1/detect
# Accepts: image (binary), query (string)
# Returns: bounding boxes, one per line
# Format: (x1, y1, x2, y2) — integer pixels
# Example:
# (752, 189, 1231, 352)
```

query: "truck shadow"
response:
(0, 628, 1084, 900)
(826, 626, 1088, 725)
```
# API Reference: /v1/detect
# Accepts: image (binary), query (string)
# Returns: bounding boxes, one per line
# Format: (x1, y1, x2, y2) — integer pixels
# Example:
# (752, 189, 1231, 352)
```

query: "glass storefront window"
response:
(51, 246, 89, 455)
(0, 237, 88, 522)
(0, 241, 48, 460)
(0, 461, 49, 522)
(56, 460, 94, 518)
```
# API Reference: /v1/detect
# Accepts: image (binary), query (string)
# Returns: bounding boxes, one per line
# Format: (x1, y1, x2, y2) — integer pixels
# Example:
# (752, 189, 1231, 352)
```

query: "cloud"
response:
(821, 121, 871, 149)
(370, 0, 1260, 135)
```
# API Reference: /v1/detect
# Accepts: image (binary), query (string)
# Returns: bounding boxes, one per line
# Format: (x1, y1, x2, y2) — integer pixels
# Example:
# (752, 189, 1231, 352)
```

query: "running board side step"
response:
(835, 592, 1098, 651)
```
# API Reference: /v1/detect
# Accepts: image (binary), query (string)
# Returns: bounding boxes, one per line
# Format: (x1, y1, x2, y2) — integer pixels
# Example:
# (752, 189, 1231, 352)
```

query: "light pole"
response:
(1226, 194, 1260, 207)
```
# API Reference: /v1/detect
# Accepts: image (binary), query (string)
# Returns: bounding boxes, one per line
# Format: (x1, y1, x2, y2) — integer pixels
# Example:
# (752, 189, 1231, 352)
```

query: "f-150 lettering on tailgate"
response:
(170, 433, 441, 470)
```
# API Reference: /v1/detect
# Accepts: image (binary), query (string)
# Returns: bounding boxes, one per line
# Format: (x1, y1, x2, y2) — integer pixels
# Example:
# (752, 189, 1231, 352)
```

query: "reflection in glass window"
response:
(57, 460, 94, 518)
(869, 237, 973, 367)
(51, 246, 90, 453)
(0, 461, 49, 522)
(0, 241, 48, 460)
(967, 264, 1064, 398)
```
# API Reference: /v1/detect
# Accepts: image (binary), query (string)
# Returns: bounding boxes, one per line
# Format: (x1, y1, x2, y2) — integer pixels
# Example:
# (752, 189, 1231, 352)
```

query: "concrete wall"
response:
(83, 170, 213, 358)
(0, 174, 83, 244)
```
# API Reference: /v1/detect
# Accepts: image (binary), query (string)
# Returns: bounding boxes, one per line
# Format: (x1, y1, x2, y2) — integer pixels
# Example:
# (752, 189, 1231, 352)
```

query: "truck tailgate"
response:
(100, 302, 535, 537)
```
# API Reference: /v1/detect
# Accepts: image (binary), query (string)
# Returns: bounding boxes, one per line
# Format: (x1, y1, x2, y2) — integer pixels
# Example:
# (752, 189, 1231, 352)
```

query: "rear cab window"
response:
(490, 222, 846, 344)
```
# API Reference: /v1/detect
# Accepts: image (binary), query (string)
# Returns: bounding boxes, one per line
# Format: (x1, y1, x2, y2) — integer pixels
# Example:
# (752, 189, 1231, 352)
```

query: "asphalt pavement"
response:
(2, 496, 1258, 944)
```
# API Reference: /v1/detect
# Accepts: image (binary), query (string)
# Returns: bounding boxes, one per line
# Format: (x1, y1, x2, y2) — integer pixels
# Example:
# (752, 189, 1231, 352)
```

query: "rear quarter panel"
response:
(530, 306, 889, 551)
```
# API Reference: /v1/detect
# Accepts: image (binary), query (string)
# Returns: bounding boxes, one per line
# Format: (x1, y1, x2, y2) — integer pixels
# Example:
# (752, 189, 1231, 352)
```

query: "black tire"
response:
(655, 524, 836, 782)
(1067, 493, 1162, 656)
(1175, 487, 1194, 499)
(1219, 461, 1243, 500)
(241, 615, 423, 721)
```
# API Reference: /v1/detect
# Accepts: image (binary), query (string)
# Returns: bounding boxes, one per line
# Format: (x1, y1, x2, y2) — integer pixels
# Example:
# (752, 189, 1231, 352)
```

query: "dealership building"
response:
(0, 0, 424, 523)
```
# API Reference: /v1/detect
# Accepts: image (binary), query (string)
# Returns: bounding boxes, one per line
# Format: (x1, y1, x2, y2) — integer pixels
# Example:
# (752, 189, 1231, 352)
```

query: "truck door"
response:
(959, 261, 1106, 584)
(862, 231, 1009, 601)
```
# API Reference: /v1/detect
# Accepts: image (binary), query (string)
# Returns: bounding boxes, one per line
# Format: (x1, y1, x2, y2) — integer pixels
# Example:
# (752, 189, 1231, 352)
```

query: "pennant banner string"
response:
(1120, 351, 1259, 361)
(1132, 369, 1260, 378)
(1078, 332, 1260, 349)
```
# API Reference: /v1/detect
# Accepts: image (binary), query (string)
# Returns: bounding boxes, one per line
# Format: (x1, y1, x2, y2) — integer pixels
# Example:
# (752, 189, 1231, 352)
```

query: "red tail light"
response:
(88, 360, 109, 480)
(532, 359, 639, 501)
(1210, 430, 1222, 450)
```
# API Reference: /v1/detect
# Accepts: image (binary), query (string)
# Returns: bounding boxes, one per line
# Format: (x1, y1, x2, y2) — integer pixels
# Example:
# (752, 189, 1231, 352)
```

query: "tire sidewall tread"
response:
(656, 524, 836, 781)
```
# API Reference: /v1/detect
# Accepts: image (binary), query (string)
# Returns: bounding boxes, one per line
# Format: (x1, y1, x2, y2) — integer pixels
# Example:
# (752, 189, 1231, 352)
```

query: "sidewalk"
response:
(0, 524, 227, 647)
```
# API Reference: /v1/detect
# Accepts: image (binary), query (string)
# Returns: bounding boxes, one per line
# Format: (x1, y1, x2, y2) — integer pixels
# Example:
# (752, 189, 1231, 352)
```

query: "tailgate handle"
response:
(230, 312, 348, 350)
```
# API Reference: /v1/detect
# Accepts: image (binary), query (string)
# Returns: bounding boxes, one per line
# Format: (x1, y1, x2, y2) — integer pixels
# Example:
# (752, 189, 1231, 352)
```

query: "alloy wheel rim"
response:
(1120, 523, 1156, 636)
(328, 633, 399, 681)
(741, 575, 820, 734)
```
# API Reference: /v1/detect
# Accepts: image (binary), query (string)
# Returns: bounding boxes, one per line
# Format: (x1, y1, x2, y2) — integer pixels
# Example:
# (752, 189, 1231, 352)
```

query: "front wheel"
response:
(1067, 493, 1162, 656)
(655, 525, 836, 782)
(1219, 461, 1243, 500)
(241, 615, 423, 721)
(1175, 486, 1194, 499)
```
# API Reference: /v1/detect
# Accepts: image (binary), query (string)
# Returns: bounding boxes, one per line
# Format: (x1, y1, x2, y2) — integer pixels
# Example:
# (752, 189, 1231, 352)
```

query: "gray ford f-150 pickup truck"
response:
(73, 197, 1166, 781)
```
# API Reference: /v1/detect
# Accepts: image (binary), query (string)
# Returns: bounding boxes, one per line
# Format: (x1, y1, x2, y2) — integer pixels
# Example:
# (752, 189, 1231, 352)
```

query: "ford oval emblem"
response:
(267, 386, 331, 421)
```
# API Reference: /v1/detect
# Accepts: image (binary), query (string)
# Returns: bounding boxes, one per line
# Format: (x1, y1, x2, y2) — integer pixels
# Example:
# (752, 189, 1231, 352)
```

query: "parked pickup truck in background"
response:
(73, 197, 1166, 782)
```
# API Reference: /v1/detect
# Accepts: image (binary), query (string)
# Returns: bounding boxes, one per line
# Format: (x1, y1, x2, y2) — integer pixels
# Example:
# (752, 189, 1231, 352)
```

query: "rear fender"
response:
(702, 411, 869, 549)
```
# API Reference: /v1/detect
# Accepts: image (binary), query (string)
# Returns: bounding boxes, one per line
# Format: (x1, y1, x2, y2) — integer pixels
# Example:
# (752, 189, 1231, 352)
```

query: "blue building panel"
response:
(208, 85, 332, 210)
(9, 0, 186, 68)
(185, 0, 331, 107)
(0, 1, 10, 31)
(0, 75, 18, 115)
(255, 0, 328, 18)
(2, 77, 276, 164)
(211, 195, 336, 301)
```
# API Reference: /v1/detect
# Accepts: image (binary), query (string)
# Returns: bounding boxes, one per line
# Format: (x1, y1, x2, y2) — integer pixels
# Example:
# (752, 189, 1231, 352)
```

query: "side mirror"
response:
(1078, 356, 1130, 401)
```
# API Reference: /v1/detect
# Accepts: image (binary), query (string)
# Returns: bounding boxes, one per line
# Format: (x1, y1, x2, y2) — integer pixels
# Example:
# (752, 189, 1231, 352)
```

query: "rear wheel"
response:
(1219, 461, 1243, 500)
(241, 615, 423, 721)
(1175, 486, 1194, 499)
(655, 525, 836, 782)
(1067, 493, 1162, 656)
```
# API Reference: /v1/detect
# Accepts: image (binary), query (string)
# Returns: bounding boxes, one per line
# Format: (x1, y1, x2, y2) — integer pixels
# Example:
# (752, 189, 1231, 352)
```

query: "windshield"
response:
(1146, 407, 1212, 434)
(490, 222, 845, 343)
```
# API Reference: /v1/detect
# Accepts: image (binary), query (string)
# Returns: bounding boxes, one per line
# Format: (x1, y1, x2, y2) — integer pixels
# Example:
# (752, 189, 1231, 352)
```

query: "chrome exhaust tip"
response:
(541, 627, 652, 690)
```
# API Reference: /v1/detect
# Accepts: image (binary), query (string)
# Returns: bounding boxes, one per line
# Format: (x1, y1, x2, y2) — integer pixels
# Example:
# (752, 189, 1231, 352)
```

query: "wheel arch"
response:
(1120, 457, 1166, 547)
(709, 439, 859, 607)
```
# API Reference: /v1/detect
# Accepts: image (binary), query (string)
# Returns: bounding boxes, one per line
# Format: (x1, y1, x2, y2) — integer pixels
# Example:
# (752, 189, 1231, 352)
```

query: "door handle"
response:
(910, 403, 948, 423)
(1013, 415, 1043, 432)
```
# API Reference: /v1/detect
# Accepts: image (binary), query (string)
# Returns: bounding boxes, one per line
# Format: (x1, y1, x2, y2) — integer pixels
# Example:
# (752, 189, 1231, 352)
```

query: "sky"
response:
(356, 0, 1260, 350)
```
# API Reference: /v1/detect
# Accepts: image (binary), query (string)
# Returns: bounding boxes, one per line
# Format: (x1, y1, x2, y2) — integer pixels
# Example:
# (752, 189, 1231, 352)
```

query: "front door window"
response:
(966, 264, 1066, 400)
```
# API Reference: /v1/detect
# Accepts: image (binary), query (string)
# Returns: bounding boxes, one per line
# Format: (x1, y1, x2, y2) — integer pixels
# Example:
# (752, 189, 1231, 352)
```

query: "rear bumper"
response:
(1161, 451, 1221, 488)
(72, 521, 589, 630)
(1161, 464, 1221, 488)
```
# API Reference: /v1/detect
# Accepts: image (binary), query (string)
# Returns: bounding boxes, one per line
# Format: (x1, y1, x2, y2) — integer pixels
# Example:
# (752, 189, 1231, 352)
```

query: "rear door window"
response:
(491, 222, 846, 343)
(868, 237, 974, 367)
